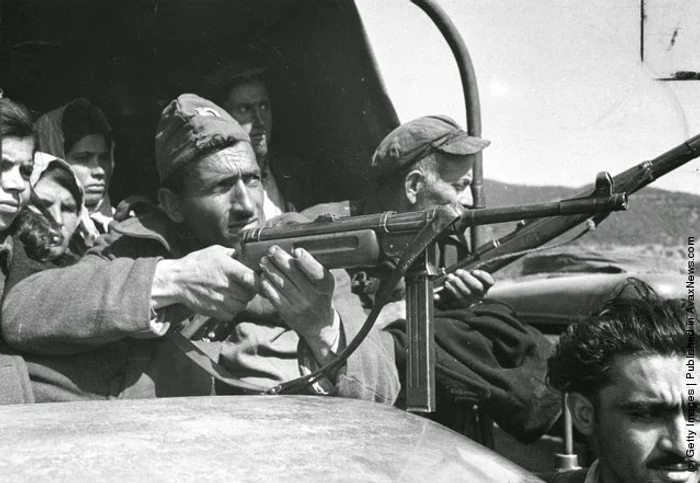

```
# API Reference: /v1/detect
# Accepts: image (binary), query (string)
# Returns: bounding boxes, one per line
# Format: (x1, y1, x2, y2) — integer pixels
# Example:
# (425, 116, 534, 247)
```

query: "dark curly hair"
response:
(61, 98, 113, 155)
(547, 278, 696, 398)
(1, 97, 37, 147)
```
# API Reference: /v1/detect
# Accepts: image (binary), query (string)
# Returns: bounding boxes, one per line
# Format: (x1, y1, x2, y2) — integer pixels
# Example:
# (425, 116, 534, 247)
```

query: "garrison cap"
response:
(155, 93, 250, 183)
(372, 115, 490, 179)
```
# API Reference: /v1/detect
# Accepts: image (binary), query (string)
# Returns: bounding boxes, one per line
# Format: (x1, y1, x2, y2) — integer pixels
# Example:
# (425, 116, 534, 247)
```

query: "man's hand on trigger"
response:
(152, 245, 259, 320)
(258, 246, 339, 360)
(436, 269, 495, 309)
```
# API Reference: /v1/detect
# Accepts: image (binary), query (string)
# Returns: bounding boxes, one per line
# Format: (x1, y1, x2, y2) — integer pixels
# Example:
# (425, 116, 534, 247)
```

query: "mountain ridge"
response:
(479, 179, 699, 247)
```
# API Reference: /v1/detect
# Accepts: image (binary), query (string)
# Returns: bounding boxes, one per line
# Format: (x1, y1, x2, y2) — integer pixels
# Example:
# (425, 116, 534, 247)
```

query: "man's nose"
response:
(658, 415, 689, 457)
(2, 165, 28, 194)
(231, 180, 256, 216)
(458, 189, 474, 208)
(89, 156, 105, 179)
(253, 107, 266, 128)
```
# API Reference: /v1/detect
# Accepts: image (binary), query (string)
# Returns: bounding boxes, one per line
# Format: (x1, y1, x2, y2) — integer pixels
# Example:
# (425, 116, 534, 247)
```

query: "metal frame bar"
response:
(410, 0, 484, 249)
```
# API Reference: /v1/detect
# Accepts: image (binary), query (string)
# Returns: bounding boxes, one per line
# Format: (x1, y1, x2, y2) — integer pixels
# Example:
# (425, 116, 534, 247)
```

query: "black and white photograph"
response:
(1, 0, 698, 481)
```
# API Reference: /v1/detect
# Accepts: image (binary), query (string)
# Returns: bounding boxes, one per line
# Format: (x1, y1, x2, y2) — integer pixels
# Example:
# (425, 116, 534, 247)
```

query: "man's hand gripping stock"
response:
(258, 246, 339, 364)
(152, 243, 338, 364)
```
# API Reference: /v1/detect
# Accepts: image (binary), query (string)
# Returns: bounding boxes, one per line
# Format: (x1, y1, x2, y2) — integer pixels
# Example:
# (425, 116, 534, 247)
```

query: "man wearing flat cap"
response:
(305, 115, 494, 308)
(304, 116, 561, 442)
(1, 94, 399, 403)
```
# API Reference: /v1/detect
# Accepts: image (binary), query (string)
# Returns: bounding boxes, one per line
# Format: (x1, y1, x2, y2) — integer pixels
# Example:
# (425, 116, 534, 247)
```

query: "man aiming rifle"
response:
(0, 94, 400, 403)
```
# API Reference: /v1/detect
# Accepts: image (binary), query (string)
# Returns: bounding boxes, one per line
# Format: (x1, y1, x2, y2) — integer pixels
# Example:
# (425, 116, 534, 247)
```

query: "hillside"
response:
(478, 179, 699, 247)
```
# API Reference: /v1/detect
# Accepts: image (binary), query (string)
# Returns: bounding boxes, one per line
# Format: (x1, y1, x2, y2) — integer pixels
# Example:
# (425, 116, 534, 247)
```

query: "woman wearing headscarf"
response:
(16, 153, 94, 261)
(33, 98, 115, 234)
(5, 153, 94, 294)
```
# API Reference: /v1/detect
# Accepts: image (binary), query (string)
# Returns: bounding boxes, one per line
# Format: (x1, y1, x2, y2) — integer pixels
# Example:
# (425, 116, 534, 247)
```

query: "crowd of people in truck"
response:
(0, 62, 697, 483)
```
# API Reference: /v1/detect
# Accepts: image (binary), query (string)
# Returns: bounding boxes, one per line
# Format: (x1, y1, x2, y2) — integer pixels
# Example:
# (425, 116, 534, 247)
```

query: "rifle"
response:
(434, 132, 700, 285)
(238, 175, 627, 271)
(239, 173, 627, 411)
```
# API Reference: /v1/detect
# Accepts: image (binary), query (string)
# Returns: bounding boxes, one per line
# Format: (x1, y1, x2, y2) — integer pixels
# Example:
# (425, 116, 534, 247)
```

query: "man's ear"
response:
(567, 392, 596, 436)
(157, 188, 184, 223)
(404, 169, 424, 205)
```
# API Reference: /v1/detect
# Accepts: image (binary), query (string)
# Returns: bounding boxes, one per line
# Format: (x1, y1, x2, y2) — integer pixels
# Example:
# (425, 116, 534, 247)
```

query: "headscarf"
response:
(34, 105, 69, 159)
(33, 99, 115, 233)
(31, 152, 99, 247)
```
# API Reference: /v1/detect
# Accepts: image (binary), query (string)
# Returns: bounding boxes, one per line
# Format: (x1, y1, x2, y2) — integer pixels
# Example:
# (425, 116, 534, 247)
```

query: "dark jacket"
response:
(1, 211, 399, 404)
(268, 150, 316, 211)
(0, 236, 34, 404)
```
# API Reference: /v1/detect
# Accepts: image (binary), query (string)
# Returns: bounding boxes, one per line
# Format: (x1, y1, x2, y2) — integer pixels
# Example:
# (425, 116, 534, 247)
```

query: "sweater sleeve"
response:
(1, 234, 161, 356)
(325, 269, 401, 404)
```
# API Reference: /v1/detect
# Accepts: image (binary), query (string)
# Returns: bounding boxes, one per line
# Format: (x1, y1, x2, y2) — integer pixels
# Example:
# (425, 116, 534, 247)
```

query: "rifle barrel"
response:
(435, 132, 700, 280)
(455, 194, 627, 231)
(241, 193, 626, 246)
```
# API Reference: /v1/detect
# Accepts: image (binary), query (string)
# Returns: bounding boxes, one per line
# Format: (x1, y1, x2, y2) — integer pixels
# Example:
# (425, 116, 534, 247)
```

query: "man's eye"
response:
(259, 102, 270, 112)
(235, 106, 251, 116)
(629, 410, 657, 421)
(63, 204, 77, 214)
(245, 175, 261, 186)
(215, 178, 235, 191)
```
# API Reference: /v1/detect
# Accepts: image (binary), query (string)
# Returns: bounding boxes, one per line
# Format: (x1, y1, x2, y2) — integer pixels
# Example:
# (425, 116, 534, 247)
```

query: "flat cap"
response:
(372, 115, 489, 178)
(155, 93, 250, 183)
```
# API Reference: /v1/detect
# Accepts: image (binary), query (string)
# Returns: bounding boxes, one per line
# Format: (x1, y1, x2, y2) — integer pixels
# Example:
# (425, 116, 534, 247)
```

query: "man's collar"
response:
(109, 210, 189, 257)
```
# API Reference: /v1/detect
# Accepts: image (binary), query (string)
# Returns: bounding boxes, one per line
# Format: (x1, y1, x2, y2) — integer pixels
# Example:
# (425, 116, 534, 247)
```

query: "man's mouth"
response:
(648, 462, 697, 482)
(0, 200, 19, 213)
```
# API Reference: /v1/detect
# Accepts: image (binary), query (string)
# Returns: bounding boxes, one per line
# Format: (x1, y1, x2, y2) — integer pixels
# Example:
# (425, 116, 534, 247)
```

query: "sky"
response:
(355, 0, 700, 195)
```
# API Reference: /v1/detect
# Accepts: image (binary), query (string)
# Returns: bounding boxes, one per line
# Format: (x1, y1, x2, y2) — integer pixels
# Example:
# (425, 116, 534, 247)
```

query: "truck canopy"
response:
(0, 0, 400, 205)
